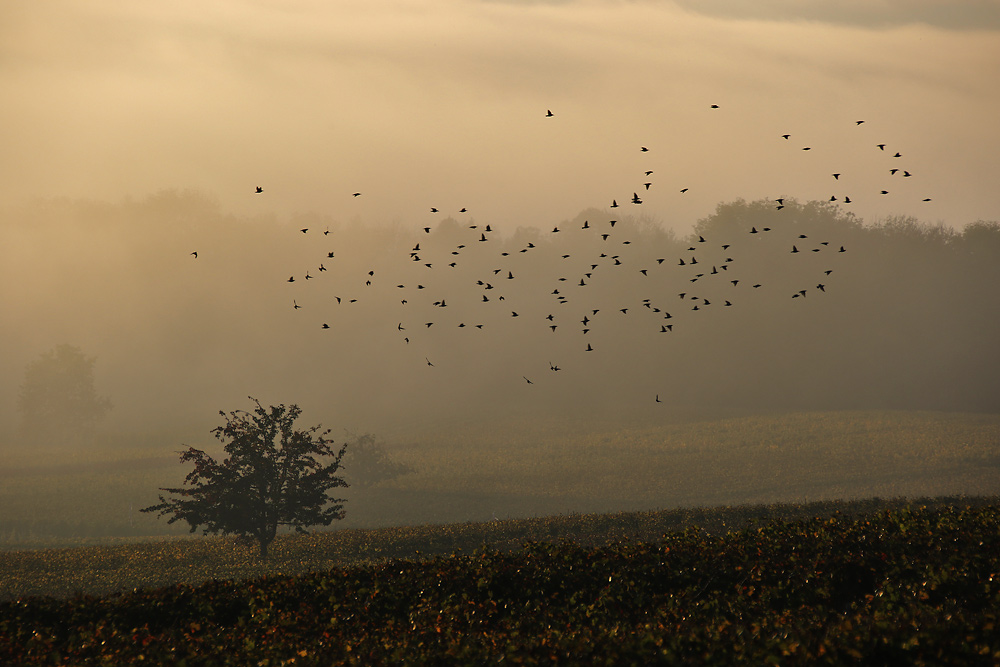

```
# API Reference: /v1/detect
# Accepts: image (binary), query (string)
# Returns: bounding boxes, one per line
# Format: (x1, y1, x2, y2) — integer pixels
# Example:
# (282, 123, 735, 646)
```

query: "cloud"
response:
(0, 0, 997, 231)
(483, 0, 1000, 31)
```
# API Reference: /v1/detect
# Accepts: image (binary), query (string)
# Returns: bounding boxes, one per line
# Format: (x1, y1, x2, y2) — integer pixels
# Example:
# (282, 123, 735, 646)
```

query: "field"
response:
(1, 499, 998, 665)
(0, 409, 998, 662)
(1, 408, 998, 546)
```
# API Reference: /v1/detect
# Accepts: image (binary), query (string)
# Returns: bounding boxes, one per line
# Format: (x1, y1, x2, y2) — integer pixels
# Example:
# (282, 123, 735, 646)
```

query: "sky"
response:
(1, 0, 999, 437)
(2, 0, 999, 234)
(1, 1, 999, 538)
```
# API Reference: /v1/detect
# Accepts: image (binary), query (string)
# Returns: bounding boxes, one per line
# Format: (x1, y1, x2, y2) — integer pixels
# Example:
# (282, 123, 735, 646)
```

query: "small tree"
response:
(342, 432, 414, 489)
(17, 344, 112, 446)
(142, 398, 347, 560)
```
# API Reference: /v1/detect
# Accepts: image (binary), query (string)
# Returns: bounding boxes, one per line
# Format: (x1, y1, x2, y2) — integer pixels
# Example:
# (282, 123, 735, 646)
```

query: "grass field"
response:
(2, 408, 997, 547)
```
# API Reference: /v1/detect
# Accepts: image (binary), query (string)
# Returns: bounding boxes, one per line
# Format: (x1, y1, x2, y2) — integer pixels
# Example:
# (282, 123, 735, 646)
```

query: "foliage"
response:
(16, 344, 112, 447)
(141, 398, 347, 560)
(341, 432, 414, 489)
(2, 500, 999, 665)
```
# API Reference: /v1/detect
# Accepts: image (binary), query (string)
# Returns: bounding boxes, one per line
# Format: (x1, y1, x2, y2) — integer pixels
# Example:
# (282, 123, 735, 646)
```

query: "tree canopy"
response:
(142, 398, 347, 560)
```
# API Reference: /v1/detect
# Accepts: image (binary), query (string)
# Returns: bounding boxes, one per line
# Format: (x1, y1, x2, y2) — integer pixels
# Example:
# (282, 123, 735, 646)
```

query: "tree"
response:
(141, 398, 348, 560)
(17, 344, 112, 447)
(341, 432, 414, 489)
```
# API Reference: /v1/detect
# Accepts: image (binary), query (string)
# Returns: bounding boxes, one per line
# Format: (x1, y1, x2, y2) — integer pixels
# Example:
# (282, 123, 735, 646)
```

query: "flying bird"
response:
(255, 186, 263, 193)
(546, 109, 554, 117)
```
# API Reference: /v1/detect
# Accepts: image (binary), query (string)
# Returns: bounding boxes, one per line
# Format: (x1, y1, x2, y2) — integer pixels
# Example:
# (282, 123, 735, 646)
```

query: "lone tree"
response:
(142, 398, 348, 561)
(17, 344, 112, 447)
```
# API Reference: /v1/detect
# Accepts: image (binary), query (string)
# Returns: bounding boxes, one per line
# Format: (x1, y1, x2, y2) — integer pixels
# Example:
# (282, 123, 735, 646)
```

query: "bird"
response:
(610, 199, 619, 208)
(190, 251, 198, 258)
(426, 358, 434, 366)
(293, 300, 301, 309)
(679, 188, 689, 193)
(352, 192, 361, 197)
(833, 174, 840, 180)
(710, 104, 719, 108)
(640, 146, 649, 152)
(781, 134, 790, 139)
(255, 186, 263, 193)
(546, 109, 554, 117)
(524, 376, 533, 384)
(655, 394, 662, 403)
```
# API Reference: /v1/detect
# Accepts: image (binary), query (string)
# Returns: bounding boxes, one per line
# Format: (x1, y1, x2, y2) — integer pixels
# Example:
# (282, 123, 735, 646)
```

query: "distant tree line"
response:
(4, 192, 998, 423)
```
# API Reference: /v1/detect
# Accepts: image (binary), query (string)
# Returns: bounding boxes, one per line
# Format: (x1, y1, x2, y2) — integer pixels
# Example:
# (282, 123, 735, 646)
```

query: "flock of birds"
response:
(195, 106, 933, 402)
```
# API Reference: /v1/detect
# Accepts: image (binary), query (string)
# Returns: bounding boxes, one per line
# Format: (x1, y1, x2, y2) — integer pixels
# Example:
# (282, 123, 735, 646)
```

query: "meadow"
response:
(1, 408, 997, 546)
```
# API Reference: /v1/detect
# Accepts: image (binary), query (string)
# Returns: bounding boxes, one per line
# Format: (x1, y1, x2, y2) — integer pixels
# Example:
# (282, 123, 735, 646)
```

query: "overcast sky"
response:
(2, 0, 998, 233)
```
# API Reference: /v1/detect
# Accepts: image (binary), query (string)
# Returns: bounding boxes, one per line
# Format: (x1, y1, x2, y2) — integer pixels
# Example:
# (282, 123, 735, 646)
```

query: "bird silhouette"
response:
(255, 186, 263, 193)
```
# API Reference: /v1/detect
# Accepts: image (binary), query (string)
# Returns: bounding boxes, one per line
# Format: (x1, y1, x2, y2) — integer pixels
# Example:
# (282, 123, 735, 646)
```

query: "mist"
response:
(2, 191, 998, 439)
(1, 1, 999, 539)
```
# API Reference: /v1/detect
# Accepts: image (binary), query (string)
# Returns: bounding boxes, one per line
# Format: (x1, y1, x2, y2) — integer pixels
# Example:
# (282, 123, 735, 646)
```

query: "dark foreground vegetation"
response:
(2, 497, 998, 665)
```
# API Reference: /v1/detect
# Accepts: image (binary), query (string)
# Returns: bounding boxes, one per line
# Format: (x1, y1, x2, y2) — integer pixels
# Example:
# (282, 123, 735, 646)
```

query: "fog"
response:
(1, 2, 999, 520)
(2, 191, 998, 443)
(2, 1, 998, 231)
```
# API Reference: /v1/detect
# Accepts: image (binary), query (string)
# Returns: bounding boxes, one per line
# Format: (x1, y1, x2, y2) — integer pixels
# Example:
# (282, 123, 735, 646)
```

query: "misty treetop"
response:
(4, 191, 998, 426)
(269, 193, 1000, 413)
(17, 344, 112, 448)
